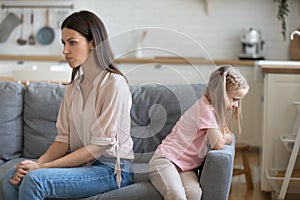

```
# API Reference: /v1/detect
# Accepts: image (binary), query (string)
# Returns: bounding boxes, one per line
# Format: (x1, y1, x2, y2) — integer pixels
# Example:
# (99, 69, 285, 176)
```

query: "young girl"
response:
(149, 65, 249, 200)
(2, 10, 134, 199)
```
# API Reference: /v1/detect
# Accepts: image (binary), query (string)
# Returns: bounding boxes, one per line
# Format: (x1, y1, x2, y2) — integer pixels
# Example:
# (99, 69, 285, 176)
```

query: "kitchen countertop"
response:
(257, 60, 300, 74)
(115, 57, 255, 66)
(2, 55, 300, 73)
(0, 55, 66, 62)
(0, 55, 255, 66)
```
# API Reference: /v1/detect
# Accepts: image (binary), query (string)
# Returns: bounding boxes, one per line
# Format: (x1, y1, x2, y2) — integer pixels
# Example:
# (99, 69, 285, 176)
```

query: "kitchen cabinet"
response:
(261, 70, 300, 198)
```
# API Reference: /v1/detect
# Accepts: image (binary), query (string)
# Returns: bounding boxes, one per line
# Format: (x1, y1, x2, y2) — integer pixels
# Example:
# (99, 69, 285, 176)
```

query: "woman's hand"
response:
(9, 160, 40, 185)
(17, 160, 41, 171)
(9, 168, 26, 185)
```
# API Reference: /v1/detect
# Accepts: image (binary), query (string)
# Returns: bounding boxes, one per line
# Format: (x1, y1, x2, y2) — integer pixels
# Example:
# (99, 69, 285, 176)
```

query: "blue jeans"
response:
(2, 158, 133, 200)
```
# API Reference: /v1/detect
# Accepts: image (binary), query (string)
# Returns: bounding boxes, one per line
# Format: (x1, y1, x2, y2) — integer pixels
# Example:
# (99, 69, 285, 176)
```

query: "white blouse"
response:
(55, 70, 134, 186)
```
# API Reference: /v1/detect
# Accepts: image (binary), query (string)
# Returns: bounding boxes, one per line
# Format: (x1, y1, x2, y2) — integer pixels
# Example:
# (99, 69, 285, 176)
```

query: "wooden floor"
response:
(229, 182, 271, 200)
(229, 150, 300, 200)
(229, 150, 271, 200)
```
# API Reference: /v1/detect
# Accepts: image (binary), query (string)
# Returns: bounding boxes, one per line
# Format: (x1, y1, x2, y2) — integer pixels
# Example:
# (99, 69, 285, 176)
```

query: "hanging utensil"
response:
(37, 9, 55, 45)
(28, 10, 36, 45)
(17, 10, 26, 45)
(0, 10, 20, 43)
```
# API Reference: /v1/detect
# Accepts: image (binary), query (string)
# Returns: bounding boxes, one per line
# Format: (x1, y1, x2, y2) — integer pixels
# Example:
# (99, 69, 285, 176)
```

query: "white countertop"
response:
(256, 60, 300, 74)
(257, 60, 300, 68)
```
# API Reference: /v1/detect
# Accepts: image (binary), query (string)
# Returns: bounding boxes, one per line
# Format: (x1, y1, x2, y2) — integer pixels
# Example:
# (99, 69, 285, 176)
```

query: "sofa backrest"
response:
(130, 84, 206, 162)
(0, 82, 24, 165)
(0, 82, 207, 163)
(23, 82, 64, 158)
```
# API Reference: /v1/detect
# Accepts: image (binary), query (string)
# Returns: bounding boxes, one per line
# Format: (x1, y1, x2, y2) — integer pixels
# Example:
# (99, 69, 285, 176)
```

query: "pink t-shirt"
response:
(155, 95, 220, 171)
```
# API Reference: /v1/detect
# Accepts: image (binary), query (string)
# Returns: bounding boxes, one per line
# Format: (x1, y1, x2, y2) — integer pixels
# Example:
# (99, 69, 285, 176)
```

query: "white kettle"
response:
(239, 28, 264, 60)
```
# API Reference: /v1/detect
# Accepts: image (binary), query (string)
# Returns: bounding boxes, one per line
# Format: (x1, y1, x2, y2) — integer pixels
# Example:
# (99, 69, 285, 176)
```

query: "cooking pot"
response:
(37, 9, 55, 45)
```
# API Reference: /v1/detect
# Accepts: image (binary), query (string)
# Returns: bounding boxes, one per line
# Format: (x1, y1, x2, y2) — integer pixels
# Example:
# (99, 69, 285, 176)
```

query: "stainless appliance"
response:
(239, 28, 264, 60)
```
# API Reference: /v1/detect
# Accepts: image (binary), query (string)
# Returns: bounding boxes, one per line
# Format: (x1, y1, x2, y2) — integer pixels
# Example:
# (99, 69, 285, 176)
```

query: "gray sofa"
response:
(0, 81, 235, 200)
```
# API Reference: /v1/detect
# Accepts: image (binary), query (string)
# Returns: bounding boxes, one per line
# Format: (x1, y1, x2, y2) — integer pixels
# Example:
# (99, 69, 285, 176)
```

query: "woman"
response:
(2, 10, 134, 199)
(149, 65, 249, 200)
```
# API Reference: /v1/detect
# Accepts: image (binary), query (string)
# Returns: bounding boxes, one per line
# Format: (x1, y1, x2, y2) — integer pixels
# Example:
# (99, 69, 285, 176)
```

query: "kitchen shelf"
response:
(1, 1, 73, 9)
(266, 168, 300, 194)
(0, 55, 66, 62)
(0, 55, 256, 66)
(117, 57, 255, 66)
(269, 101, 300, 199)
(280, 134, 300, 154)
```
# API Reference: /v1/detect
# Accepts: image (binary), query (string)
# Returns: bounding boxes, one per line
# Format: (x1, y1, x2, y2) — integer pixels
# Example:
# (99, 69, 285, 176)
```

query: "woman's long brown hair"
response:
(61, 10, 125, 83)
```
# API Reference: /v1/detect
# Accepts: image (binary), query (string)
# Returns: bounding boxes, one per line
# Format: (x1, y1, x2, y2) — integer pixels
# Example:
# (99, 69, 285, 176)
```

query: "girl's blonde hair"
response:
(205, 65, 249, 134)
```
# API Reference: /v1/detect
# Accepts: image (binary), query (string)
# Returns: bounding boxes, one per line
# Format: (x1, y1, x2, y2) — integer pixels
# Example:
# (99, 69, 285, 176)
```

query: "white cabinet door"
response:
(261, 73, 300, 191)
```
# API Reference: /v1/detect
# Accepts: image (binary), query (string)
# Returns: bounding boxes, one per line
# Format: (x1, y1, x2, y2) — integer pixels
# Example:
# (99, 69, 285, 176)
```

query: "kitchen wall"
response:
(1, 0, 294, 147)
(0, 0, 300, 60)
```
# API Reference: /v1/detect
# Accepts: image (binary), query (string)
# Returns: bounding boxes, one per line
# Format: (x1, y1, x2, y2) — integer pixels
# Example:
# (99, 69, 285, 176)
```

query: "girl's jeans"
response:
(2, 158, 133, 200)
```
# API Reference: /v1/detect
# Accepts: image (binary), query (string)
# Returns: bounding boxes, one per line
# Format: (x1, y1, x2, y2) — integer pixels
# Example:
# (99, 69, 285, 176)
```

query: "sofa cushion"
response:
(130, 84, 206, 163)
(132, 163, 149, 182)
(0, 82, 24, 163)
(79, 182, 163, 200)
(23, 82, 65, 158)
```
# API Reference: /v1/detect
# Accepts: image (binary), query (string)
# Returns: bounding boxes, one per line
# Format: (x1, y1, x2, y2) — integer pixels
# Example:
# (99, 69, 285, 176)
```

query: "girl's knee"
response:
(185, 186, 202, 200)
(181, 171, 202, 200)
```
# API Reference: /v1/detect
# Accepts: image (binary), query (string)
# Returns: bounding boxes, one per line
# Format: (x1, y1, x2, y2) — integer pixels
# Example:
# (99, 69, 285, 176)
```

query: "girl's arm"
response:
(207, 128, 225, 150)
(207, 128, 233, 150)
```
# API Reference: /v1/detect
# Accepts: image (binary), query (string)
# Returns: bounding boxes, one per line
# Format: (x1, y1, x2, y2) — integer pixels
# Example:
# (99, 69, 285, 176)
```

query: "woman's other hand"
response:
(17, 160, 41, 172)
(9, 160, 40, 185)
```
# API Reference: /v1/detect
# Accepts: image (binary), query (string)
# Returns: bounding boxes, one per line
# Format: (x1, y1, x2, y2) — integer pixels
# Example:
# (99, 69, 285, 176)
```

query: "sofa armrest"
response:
(200, 134, 235, 200)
